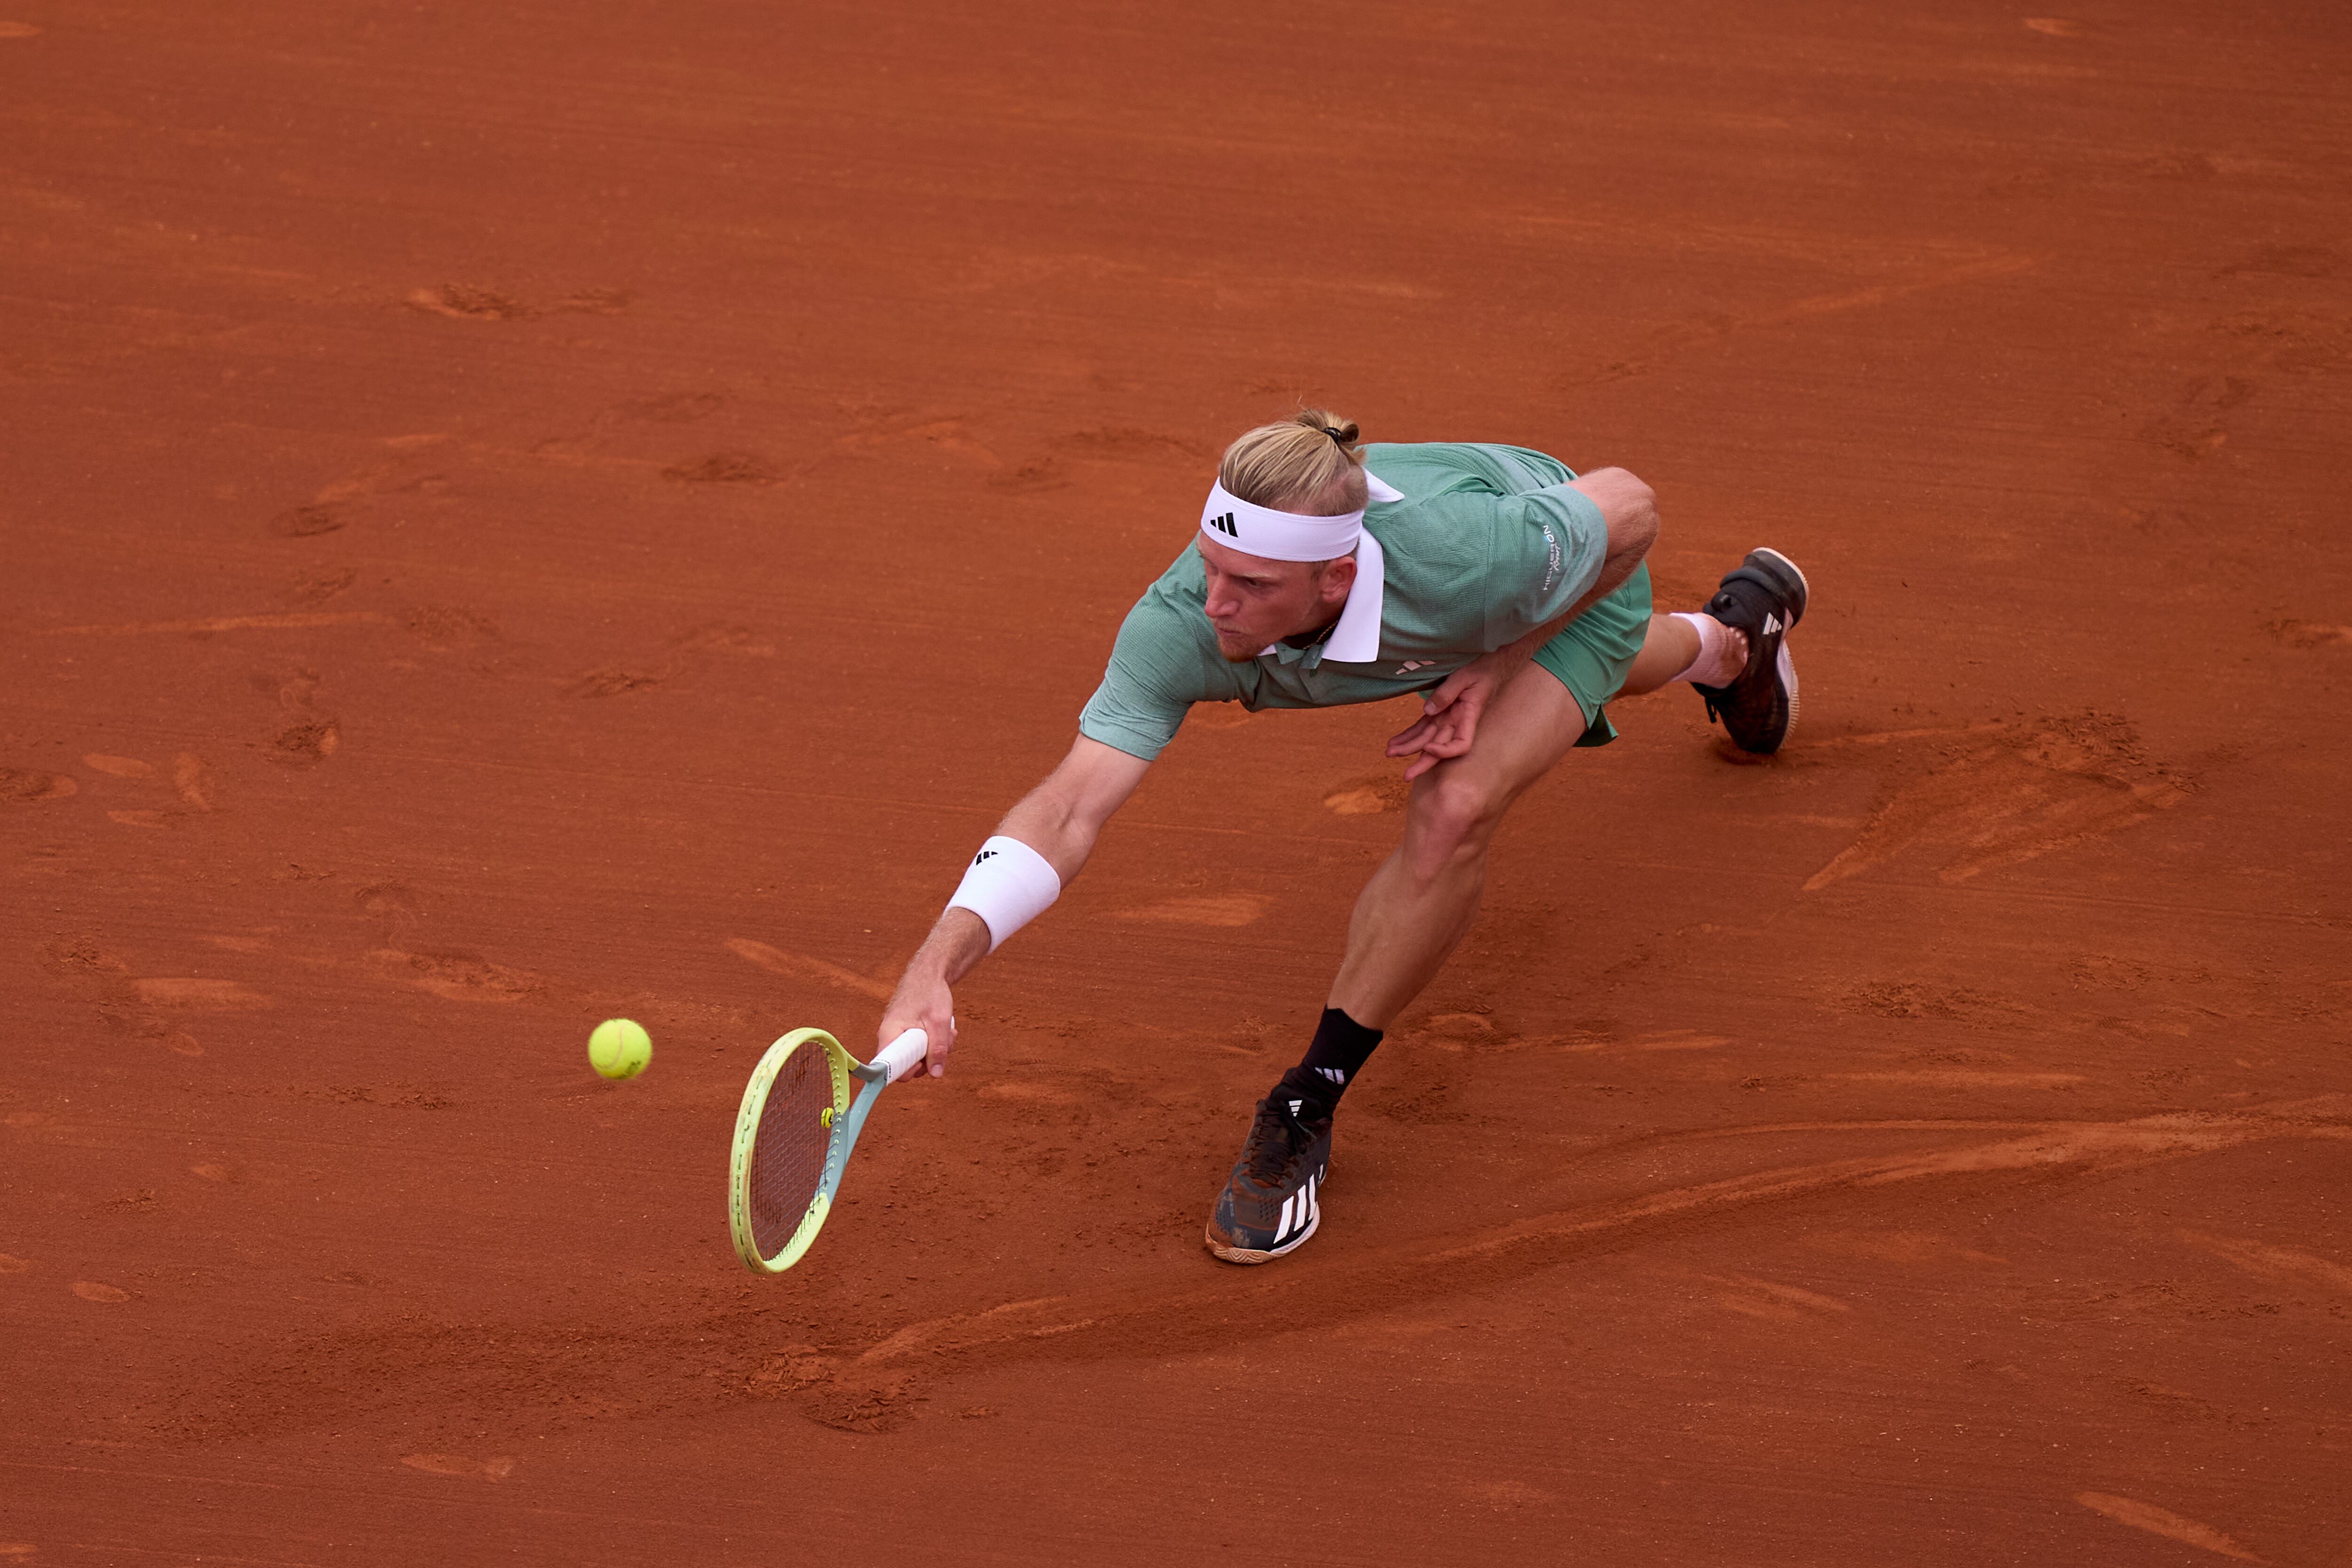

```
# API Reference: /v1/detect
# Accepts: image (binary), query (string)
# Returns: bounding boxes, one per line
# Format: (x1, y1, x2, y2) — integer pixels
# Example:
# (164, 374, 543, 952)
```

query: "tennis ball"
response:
(588, 1018, 652, 1080)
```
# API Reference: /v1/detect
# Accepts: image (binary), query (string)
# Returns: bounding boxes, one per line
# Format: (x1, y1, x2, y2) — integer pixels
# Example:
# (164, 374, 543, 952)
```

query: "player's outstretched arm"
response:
(879, 736, 1150, 1076)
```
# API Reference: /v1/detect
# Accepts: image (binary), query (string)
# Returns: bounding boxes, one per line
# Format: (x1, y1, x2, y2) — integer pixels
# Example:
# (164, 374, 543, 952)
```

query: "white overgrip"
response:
(874, 1027, 930, 1084)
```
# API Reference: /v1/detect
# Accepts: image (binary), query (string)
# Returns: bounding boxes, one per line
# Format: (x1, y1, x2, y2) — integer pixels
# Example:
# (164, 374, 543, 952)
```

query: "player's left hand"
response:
(1387, 654, 1510, 780)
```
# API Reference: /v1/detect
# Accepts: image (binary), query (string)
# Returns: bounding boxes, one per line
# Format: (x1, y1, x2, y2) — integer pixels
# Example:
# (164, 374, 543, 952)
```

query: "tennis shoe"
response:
(1205, 1092, 1332, 1265)
(1692, 547, 1809, 754)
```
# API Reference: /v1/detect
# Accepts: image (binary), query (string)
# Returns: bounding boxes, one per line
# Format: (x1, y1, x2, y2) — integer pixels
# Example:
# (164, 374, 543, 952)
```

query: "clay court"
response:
(6, 2, 2349, 1562)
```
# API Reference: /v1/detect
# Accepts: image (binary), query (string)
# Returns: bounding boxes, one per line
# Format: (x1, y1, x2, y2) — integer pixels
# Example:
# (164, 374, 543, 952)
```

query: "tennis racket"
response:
(729, 1025, 928, 1274)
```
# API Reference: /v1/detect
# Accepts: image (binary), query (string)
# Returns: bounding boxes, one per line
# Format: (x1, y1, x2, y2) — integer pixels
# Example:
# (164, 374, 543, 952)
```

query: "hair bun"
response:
(1220, 409, 1368, 517)
(1295, 410, 1359, 447)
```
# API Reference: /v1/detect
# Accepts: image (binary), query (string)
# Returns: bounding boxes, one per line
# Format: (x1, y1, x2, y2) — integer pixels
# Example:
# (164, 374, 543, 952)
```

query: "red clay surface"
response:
(6, 3, 2350, 1563)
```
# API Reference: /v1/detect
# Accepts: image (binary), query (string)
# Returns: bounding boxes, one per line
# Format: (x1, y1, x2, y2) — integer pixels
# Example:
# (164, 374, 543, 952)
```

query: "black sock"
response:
(1276, 1007, 1383, 1115)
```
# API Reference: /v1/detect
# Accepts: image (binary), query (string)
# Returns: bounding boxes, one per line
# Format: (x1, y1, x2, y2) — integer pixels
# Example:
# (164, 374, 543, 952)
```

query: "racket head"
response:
(729, 1028, 855, 1273)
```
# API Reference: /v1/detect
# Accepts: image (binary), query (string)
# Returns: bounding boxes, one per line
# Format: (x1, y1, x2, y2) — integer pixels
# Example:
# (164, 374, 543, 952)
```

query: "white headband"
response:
(1198, 472, 1404, 562)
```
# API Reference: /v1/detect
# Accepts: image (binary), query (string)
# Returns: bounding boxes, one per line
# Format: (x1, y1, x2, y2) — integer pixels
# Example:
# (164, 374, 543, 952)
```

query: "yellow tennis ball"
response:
(588, 1018, 652, 1080)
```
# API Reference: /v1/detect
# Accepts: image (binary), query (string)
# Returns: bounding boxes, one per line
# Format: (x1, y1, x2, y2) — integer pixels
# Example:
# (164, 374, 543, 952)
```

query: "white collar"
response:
(1259, 470, 1402, 665)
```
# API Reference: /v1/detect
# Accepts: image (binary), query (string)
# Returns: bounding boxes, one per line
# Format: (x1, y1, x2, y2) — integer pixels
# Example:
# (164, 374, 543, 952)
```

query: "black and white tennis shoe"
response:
(1206, 1092, 1331, 1265)
(1693, 547, 1809, 754)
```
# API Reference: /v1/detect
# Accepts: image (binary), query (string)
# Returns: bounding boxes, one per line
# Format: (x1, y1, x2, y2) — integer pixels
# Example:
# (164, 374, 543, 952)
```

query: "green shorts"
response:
(1530, 563, 1652, 746)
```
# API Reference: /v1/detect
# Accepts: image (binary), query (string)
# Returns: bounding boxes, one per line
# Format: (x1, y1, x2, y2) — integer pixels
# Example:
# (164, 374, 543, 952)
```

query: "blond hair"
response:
(1218, 409, 1366, 517)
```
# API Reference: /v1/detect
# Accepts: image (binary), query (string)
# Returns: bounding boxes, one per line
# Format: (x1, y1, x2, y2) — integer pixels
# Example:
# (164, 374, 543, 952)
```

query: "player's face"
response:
(1197, 535, 1356, 664)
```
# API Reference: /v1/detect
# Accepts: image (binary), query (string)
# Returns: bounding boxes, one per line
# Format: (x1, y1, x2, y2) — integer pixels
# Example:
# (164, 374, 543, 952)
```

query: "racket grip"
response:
(874, 1028, 930, 1084)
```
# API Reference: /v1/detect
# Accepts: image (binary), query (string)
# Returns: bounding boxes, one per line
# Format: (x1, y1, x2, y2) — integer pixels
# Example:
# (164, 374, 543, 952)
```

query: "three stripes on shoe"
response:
(1274, 1170, 1322, 1247)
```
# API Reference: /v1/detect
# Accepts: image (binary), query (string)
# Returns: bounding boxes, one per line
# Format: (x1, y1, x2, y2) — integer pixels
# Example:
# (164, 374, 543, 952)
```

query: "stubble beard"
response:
(1210, 624, 1260, 664)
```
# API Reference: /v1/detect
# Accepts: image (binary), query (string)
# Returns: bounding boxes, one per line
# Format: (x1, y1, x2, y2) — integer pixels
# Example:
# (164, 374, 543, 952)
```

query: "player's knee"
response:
(1407, 771, 1507, 872)
(1573, 466, 1659, 570)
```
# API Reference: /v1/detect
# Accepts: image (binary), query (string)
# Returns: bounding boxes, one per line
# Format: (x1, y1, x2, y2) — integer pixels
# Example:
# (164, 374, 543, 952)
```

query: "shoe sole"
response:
(1779, 643, 1799, 743)
(1206, 1209, 1319, 1265)
(1757, 548, 1803, 742)
(1748, 547, 1809, 626)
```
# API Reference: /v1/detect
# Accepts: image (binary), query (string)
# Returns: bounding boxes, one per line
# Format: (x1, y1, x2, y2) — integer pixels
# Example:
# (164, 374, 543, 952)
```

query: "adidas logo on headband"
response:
(1197, 473, 1404, 563)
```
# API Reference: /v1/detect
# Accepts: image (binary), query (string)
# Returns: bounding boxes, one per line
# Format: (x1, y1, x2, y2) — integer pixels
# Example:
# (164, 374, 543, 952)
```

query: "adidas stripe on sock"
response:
(1280, 1006, 1383, 1113)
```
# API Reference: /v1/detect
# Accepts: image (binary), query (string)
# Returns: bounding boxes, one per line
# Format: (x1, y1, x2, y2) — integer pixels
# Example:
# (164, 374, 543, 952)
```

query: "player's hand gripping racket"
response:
(729, 1026, 928, 1274)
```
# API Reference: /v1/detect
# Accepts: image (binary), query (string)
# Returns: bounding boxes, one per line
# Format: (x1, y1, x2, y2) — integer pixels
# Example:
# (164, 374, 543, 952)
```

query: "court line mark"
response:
(724, 939, 890, 1000)
(853, 1099, 2352, 1374)
(2176, 1228, 2352, 1297)
(2074, 1492, 2268, 1563)
(38, 611, 393, 637)
(1593, 254, 2038, 383)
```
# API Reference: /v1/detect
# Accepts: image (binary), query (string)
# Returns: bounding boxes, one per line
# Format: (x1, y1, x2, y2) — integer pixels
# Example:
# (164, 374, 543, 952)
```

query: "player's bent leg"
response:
(1619, 613, 1708, 697)
(1206, 667, 1593, 1266)
(1330, 664, 1595, 1027)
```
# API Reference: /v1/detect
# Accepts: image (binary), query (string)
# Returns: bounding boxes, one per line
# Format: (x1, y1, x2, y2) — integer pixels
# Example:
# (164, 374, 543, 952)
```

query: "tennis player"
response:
(877, 412, 1807, 1263)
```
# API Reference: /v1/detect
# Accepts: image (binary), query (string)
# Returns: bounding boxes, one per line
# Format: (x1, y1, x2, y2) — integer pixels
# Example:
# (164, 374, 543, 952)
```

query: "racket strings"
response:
(747, 1045, 837, 1258)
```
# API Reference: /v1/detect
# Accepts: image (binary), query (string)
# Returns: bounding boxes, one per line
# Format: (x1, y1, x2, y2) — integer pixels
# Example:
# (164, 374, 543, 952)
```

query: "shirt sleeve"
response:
(1076, 593, 1211, 763)
(1483, 483, 1610, 643)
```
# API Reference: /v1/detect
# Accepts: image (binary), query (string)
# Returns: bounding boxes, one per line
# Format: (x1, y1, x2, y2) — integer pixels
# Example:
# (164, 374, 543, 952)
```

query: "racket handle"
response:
(874, 1028, 930, 1084)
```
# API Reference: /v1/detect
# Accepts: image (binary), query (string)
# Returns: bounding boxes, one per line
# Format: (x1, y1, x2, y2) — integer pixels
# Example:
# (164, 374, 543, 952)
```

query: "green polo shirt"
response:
(1078, 441, 1653, 762)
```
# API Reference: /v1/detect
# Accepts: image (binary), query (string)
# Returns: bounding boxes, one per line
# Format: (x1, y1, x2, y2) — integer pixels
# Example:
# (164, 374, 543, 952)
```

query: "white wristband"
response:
(946, 836, 1061, 952)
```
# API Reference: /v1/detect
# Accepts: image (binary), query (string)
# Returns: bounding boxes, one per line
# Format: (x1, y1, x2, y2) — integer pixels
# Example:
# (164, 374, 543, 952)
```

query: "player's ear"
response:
(1319, 554, 1357, 605)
